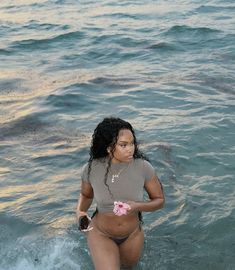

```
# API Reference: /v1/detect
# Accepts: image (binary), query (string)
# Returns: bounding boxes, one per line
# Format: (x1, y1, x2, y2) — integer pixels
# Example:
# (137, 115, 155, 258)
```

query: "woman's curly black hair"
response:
(89, 117, 146, 160)
(87, 117, 148, 194)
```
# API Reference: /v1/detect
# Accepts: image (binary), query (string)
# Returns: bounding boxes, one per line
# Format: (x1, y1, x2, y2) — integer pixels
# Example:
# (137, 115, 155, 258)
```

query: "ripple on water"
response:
(9, 31, 86, 52)
(0, 0, 235, 269)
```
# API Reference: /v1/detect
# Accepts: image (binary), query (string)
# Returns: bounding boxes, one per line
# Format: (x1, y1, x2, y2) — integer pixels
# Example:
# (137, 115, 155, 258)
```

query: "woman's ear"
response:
(107, 147, 111, 154)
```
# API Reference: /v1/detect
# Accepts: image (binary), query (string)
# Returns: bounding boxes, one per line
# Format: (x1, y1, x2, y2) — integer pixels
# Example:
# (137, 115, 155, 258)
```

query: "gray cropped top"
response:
(81, 158, 156, 213)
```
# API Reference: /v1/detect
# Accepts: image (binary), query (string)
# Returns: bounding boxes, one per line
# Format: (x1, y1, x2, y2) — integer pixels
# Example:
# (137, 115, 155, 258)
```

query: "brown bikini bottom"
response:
(110, 235, 129, 245)
(94, 221, 141, 246)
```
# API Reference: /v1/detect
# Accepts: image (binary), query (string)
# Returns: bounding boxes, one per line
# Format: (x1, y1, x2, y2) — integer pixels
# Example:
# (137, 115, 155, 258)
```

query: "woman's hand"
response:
(126, 201, 141, 214)
(76, 210, 88, 223)
(76, 210, 93, 232)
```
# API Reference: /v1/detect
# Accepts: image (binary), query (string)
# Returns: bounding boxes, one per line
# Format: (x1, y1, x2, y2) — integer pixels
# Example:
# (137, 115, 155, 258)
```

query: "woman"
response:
(76, 117, 164, 270)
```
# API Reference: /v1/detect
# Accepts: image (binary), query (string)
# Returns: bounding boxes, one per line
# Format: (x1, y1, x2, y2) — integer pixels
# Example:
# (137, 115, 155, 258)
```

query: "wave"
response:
(0, 2, 45, 10)
(22, 21, 70, 32)
(93, 12, 139, 20)
(0, 213, 38, 241)
(89, 76, 138, 89)
(0, 213, 88, 269)
(195, 4, 235, 13)
(45, 92, 97, 112)
(162, 25, 223, 50)
(0, 48, 11, 55)
(0, 78, 26, 93)
(0, 114, 46, 140)
(146, 41, 185, 52)
(9, 31, 85, 51)
(0, 235, 84, 270)
(165, 25, 221, 36)
(90, 33, 145, 48)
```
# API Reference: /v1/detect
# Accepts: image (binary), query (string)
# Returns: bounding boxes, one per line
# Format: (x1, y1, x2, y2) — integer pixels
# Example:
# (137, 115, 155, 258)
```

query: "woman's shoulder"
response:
(84, 158, 107, 170)
(133, 158, 155, 174)
(133, 158, 152, 166)
(81, 158, 107, 180)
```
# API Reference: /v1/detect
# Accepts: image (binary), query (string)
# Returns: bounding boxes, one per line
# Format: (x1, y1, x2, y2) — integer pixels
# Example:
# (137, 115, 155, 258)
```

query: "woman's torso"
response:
(82, 158, 154, 213)
(82, 157, 155, 236)
(92, 212, 140, 237)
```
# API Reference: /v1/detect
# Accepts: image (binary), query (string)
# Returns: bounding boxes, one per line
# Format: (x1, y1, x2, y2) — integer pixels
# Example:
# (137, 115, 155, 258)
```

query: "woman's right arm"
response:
(76, 181, 94, 221)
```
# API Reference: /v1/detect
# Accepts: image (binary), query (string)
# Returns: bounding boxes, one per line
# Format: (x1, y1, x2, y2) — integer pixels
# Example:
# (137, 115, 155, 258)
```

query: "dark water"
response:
(0, 0, 235, 269)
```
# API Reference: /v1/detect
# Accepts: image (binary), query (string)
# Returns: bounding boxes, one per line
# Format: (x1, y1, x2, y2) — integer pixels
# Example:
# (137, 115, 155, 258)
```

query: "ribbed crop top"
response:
(81, 158, 156, 213)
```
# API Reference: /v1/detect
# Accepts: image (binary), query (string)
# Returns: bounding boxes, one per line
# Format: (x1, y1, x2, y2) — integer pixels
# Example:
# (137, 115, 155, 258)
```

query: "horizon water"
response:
(0, 0, 235, 269)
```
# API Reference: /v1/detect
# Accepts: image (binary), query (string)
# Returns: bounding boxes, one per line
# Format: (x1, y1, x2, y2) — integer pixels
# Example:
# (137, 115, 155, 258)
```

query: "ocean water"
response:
(0, 0, 235, 269)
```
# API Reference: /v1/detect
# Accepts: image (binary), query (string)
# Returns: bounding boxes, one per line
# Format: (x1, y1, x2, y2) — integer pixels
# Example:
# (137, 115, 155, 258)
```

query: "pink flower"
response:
(113, 201, 131, 216)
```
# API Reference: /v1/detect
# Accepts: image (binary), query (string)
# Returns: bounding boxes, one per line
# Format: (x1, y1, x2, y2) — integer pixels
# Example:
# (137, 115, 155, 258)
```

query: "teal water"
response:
(0, 0, 235, 269)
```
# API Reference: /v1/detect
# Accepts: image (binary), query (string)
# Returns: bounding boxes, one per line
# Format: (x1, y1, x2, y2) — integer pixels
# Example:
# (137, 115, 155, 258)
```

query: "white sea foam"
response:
(0, 236, 83, 270)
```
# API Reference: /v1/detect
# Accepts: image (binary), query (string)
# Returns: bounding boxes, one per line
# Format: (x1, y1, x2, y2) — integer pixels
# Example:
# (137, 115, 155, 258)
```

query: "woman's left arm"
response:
(128, 175, 165, 212)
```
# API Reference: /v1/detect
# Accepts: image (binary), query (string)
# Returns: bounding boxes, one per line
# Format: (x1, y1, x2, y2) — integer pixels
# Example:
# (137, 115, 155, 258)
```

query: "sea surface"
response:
(0, 0, 235, 269)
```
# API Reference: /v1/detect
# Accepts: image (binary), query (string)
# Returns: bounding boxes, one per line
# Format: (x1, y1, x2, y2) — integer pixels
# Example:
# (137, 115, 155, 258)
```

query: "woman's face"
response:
(110, 129, 135, 163)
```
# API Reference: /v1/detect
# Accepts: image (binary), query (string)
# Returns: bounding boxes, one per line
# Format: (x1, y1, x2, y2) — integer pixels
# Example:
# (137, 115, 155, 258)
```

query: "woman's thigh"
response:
(87, 227, 120, 270)
(119, 228, 144, 268)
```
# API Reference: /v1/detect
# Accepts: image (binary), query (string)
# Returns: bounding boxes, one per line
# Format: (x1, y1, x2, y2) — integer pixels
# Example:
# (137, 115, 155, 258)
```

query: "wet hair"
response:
(87, 117, 148, 193)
